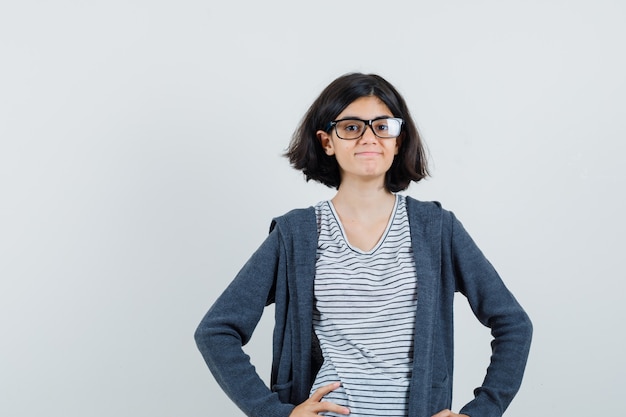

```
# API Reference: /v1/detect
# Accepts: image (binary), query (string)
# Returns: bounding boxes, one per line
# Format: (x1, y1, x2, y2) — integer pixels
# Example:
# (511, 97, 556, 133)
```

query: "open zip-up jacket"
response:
(195, 197, 532, 417)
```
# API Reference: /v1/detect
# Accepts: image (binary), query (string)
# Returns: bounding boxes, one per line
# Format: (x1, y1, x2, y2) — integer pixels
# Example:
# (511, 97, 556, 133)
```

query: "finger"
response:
(309, 381, 341, 402)
(319, 400, 350, 415)
(431, 410, 451, 417)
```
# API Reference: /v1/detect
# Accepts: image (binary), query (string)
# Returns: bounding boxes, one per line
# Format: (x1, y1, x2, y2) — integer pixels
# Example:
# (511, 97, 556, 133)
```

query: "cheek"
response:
(335, 142, 355, 155)
(389, 140, 400, 154)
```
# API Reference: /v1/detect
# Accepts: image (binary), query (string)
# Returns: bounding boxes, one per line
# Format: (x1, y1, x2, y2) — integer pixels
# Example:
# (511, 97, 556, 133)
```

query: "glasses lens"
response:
(335, 119, 367, 139)
(372, 118, 402, 138)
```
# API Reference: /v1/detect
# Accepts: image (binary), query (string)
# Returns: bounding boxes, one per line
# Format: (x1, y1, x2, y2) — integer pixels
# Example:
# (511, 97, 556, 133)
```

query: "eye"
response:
(373, 119, 392, 132)
(337, 120, 364, 133)
(376, 123, 389, 132)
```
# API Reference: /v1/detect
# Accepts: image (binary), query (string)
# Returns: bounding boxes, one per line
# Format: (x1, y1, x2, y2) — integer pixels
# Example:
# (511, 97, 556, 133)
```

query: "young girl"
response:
(195, 73, 532, 417)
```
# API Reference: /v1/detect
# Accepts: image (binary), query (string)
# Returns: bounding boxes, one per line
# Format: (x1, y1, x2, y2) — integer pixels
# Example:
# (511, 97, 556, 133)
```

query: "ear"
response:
(317, 130, 335, 156)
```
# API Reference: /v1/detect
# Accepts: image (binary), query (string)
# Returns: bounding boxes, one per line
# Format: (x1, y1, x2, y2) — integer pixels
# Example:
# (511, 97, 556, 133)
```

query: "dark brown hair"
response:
(285, 72, 429, 192)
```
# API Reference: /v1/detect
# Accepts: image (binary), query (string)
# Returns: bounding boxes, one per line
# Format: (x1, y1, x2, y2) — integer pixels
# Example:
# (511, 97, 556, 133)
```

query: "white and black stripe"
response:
(311, 195, 418, 417)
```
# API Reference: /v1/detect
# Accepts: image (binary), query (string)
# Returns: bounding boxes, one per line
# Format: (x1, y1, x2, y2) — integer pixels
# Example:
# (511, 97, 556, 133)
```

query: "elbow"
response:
(194, 316, 219, 357)
(194, 315, 244, 362)
(194, 318, 222, 349)
(511, 308, 533, 345)
(507, 309, 533, 358)
(523, 311, 533, 346)
(490, 308, 534, 351)
(518, 308, 533, 341)
(194, 321, 209, 356)
(194, 320, 223, 369)
(193, 323, 204, 348)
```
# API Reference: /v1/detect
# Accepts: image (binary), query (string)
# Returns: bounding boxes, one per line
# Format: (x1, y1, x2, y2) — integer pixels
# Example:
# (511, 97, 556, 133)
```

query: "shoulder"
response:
(404, 195, 452, 220)
(266, 206, 318, 260)
(404, 195, 442, 211)
(404, 195, 461, 237)
(269, 206, 317, 234)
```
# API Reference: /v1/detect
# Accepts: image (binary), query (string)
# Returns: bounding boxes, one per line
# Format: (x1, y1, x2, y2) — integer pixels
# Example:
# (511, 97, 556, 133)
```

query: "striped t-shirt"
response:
(310, 194, 418, 417)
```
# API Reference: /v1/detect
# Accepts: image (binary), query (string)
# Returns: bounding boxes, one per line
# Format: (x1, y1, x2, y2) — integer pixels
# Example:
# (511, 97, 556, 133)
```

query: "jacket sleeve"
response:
(447, 212, 533, 417)
(194, 228, 295, 417)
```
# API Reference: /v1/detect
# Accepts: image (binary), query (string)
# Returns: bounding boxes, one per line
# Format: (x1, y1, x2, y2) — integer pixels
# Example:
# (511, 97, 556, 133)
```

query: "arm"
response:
(431, 411, 469, 417)
(448, 213, 533, 417)
(194, 229, 295, 417)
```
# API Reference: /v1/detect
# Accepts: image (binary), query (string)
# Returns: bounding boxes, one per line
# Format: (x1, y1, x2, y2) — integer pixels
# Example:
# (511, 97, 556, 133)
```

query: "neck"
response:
(331, 180, 396, 221)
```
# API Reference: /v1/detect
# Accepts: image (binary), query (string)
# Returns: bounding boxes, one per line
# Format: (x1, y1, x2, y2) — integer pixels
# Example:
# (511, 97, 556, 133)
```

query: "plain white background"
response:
(1, 1, 624, 416)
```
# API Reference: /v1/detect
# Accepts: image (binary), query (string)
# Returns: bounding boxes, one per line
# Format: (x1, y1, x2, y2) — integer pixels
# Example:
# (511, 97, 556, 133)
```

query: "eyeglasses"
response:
(327, 117, 404, 140)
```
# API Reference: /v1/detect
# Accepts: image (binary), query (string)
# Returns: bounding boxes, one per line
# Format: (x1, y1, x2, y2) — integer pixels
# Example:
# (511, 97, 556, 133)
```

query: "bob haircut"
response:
(285, 72, 429, 192)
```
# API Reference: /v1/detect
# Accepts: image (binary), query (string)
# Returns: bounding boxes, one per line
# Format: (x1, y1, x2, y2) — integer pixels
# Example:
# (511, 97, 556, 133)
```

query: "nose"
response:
(360, 124, 378, 143)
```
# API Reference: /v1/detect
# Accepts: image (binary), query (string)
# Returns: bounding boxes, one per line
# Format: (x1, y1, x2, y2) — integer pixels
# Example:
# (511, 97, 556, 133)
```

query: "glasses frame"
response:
(327, 117, 404, 140)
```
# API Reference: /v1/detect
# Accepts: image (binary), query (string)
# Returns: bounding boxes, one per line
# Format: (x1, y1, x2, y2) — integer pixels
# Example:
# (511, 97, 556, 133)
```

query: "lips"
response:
(355, 151, 382, 157)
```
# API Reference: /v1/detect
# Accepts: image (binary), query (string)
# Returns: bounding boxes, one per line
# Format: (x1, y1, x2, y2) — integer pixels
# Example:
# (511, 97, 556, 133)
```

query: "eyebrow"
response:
(335, 115, 393, 121)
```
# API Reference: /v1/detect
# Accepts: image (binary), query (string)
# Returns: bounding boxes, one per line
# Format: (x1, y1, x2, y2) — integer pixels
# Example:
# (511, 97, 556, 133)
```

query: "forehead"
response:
(336, 96, 392, 119)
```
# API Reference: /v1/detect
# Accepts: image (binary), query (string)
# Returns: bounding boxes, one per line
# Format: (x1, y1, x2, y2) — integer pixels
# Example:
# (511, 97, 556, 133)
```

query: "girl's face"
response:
(316, 96, 400, 187)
